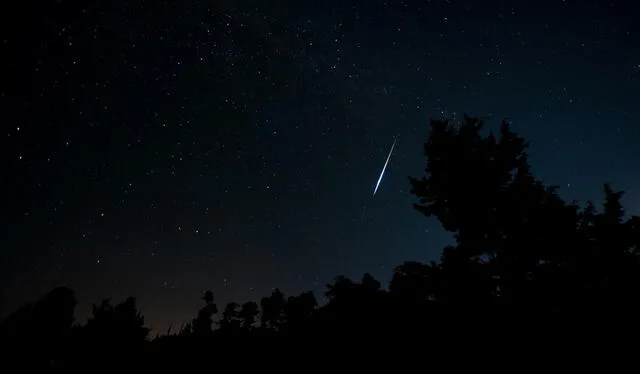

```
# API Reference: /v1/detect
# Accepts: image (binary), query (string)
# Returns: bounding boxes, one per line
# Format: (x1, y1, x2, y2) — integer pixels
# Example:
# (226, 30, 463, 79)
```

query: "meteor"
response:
(373, 138, 396, 196)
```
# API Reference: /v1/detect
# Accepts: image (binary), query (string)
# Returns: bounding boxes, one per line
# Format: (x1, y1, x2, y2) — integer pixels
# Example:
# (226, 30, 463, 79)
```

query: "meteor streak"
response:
(373, 138, 396, 196)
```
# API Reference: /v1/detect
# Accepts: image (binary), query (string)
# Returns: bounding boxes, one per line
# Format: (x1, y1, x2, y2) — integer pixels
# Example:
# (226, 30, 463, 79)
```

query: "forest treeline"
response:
(3, 116, 640, 366)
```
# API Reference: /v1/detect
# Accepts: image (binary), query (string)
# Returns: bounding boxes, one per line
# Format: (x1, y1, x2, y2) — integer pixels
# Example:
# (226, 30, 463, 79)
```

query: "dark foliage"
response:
(3, 115, 640, 366)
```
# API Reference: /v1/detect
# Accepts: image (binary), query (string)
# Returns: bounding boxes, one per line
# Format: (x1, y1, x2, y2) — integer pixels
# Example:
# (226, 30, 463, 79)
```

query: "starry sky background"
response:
(2, 0, 640, 331)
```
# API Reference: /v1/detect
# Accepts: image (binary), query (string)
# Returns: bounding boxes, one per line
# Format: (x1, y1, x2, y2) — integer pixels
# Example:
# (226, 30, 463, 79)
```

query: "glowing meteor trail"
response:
(373, 138, 396, 196)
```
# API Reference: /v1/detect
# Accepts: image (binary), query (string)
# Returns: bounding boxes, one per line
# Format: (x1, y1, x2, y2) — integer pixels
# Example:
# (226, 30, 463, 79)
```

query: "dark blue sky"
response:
(3, 0, 639, 331)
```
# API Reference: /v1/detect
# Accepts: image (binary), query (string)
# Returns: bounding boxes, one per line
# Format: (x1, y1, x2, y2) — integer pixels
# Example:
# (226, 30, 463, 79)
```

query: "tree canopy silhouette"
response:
(3, 114, 640, 366)
(408, 116, 640, 328)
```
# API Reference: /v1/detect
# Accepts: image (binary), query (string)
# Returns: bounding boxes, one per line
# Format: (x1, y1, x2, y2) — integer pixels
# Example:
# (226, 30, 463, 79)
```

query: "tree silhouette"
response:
(239, 301, 259, 329)
(390, 261, 440, 303)
(84, 297, 149, 342)
(219, 302, 241, 331)
(320, 273, 390, 335)
(361, 273, 381, 292)
(283, 291, 317, 328)
(408, 116, 640, 332)
(325, 275, 357, 302)
(260, 288, 286, 330)
(410, 117, 564, 303)
(192, 290, 218, 336)
(60, 296, 150, 369)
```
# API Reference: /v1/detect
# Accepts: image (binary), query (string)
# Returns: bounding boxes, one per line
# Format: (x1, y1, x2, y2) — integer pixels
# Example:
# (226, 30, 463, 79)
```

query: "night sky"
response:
(3, 0, 640, 331)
